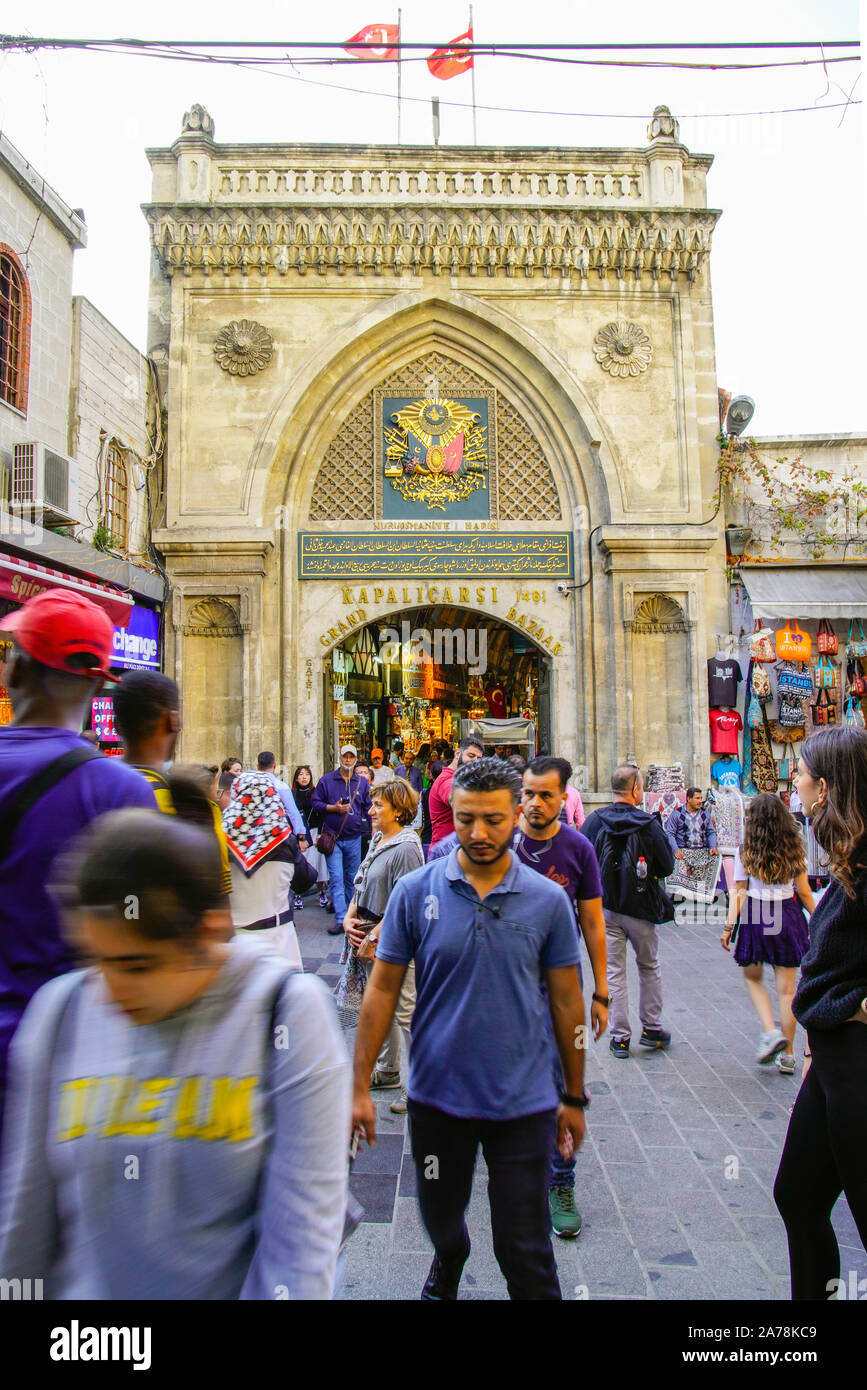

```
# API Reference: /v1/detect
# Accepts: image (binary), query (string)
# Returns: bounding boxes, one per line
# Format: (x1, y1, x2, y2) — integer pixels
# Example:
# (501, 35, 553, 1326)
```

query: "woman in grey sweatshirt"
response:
(0, 810, 351, 1301)
(342, 778, 423, 1107)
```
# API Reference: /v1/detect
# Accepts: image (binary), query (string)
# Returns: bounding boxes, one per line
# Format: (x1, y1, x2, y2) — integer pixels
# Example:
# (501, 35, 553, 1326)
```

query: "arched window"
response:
(104, 441, 129, 549)
(0, 247, 31, 415)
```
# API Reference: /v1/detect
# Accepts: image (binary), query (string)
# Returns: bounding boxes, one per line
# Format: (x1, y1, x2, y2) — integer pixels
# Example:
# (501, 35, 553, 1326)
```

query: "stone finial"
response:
(647, 105, 680, 143)
(181, 104, 215, 139)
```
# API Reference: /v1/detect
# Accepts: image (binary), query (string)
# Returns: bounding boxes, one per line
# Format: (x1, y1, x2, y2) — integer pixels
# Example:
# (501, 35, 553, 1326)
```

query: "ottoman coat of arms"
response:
(383, 396, 488, 511)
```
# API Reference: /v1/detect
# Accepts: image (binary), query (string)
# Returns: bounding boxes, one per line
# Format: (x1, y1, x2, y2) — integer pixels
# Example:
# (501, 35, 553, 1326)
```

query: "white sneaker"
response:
(775, 1052, 795, 1075)
(757, 1029, 787, 1064)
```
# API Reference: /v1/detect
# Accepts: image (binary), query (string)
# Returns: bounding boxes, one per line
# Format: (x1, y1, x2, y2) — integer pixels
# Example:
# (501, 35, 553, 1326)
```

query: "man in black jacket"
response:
(581, 765, 675, 1060)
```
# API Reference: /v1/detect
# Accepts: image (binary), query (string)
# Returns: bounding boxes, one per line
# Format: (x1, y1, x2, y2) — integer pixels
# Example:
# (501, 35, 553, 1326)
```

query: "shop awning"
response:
(0, 553, 134, 625)
(740, 566, 867, 620)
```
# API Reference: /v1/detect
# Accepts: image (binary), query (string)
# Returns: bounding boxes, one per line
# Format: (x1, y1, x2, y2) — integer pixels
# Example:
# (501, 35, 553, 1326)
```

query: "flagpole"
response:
(469, 5, 477, 145)
(397, 9, 402, 144)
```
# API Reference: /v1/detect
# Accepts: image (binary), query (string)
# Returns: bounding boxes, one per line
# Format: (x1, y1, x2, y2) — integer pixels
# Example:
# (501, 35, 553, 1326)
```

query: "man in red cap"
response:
(0, 590, 157, 1141)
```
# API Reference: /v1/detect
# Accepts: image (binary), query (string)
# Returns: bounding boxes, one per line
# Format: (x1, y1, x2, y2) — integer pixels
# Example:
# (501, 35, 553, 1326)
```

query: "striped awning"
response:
(0, 552, 134, 625)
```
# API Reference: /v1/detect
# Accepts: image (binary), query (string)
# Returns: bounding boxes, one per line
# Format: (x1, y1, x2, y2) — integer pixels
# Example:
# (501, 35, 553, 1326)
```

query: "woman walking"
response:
(223, 771, 313, 969)
(720, 794, 814, 1072)
(342, 778, 423, 1114)
(773, 728, 867, 1300)
(292, 765, 331, 911)
(0, 810, 350, 1299)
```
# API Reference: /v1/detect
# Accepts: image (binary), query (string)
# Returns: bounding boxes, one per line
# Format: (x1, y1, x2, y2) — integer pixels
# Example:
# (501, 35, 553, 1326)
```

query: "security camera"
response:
(556, 581, 570, 596)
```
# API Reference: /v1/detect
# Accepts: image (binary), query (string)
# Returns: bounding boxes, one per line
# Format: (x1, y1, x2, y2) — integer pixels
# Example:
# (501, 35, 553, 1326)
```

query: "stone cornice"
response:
(144, 205, 718, 283)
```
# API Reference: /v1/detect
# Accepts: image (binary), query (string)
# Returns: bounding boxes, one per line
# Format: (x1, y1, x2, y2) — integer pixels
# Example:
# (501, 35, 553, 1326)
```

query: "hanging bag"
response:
(778, 693, 806, 728)
(848, 658, 866, 698)
(776, 620, 812, 662)
(777, 662, 813, 697)
(751, 665, 772, 703)
(817, 619, 838, 655)
(814, 654, 838, 690)
(746, 693, 763, 729)
(847, 620, 867, 659)
(846, 697, 866, 730)
(813, 687, 837, 727)
(750, 623, 776, 663)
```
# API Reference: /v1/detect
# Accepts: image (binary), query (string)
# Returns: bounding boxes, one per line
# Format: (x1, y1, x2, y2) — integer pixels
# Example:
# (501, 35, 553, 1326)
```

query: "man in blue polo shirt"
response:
(351, 757, 588, 1301)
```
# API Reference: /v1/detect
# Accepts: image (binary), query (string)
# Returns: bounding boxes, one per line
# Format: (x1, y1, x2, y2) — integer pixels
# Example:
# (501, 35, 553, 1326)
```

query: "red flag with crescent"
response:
(344, 24, 400, 61)
(441, 432, 464, 473)
(427, 27, 474, 80)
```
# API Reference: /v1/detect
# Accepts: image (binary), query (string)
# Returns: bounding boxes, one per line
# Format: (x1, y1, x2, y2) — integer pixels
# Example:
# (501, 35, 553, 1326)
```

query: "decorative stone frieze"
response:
(184, 597, 242, 636)
(146, 208, 716, 283)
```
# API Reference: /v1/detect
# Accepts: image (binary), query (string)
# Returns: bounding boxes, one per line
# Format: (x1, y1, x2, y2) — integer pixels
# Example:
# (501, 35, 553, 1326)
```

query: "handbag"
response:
(746, 693, 763, 729)
(750, 623, 777, 663)
(813, 654, 839, 690)
(317, 783, 358, 856)
(847, 620, 867, 659)
(751, 665, 772, 703)
(846, 697, 866, 729)
(848, 659, 866, 697)
(776, 620, 812, 662)
(813, 687, 837, 727)
(333, 947, 368, 1028)
(778, 693, 806, 728)
(776, 663, 813, 697)
(817, 618, 838, 655)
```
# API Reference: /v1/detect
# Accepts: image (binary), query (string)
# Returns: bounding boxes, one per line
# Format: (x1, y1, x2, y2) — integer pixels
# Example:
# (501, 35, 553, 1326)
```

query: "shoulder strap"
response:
(0, 744, 103, 860)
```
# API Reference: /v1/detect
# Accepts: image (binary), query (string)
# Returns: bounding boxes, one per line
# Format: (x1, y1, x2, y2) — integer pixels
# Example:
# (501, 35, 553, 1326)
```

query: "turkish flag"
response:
(442, 432, 464, 474)
(344, 23, 400, 61)
(427, 27, 474, 80)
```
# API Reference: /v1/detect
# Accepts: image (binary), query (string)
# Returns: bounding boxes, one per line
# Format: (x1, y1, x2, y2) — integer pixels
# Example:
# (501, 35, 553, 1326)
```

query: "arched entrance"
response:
(319, 605, 555, 772)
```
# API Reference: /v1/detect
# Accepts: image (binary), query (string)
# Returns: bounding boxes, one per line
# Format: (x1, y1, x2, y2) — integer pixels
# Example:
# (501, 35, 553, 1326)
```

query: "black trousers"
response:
(408, 1100, 561, 1300)
(774, 1021, 867, 1299)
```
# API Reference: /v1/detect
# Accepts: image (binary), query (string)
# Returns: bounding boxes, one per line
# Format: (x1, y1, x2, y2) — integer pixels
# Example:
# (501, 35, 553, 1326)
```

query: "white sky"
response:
(0, 0, 864, 435)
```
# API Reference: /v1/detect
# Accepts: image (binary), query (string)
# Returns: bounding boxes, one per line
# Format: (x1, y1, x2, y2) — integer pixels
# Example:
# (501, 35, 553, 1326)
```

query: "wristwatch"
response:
(592, 993, 611, 1008)
(560, 1088, 591, 1109)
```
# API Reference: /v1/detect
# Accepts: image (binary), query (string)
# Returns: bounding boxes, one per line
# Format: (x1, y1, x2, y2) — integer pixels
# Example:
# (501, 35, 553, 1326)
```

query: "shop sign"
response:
(340, 702, 358, 717)
(300, 533, 573, 580)
(111, 606, 160, 671)
(92, 696, 120, 743)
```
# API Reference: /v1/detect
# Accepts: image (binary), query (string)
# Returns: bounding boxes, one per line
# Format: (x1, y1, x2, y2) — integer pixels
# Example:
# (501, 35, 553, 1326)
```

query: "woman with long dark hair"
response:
(774, 727, 867, 1299)
(720, 794, 814, 1072)
(293, 765, 331, 912)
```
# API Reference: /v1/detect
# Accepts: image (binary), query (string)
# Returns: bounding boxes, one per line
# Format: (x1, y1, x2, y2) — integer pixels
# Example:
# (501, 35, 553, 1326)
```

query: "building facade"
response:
(146, 104, 728, 788)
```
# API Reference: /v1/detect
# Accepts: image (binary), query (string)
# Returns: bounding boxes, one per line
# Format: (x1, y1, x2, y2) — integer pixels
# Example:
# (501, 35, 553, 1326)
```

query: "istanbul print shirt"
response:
(0, 938, 350, 1300)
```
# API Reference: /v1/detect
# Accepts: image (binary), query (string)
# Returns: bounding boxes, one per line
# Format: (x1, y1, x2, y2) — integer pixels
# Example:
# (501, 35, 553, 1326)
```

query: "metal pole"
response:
(432, 97, 440, 146)
(397, 9, 402, 143)
(469, 5, 477, 144)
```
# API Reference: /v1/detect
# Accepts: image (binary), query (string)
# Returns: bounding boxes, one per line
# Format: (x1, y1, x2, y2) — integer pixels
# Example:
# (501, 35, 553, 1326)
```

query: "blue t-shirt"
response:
(376, 849, 580, 1120)
(0, 728, 157, 1087)
(712, 758, 742, 789)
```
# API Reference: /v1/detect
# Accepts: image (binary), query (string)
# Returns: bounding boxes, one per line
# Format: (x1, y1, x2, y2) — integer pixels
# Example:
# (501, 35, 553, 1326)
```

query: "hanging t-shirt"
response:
(709, 710, 743, 755)
(712, 758, 742, 788)
(707, 657, 743, 709)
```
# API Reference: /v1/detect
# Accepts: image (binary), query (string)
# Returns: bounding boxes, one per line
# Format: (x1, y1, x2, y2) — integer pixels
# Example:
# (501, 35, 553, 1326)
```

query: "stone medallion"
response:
(593, 320, 653, 378)
(213, 320, 274, 376)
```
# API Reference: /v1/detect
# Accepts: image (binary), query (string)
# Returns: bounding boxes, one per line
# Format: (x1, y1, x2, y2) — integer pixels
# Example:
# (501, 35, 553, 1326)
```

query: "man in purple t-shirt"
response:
(0, 592, 157, 1141)
(514, 755, 610, 1241)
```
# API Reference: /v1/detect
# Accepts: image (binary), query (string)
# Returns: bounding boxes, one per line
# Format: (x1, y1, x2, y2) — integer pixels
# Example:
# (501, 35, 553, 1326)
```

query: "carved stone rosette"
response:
(593, 321, 653, 378)
(213, 320, 273, 376)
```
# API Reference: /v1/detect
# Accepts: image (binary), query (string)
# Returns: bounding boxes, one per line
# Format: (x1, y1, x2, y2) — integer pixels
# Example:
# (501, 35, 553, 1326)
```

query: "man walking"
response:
(352, 757, 589, 1300)
(369, 748, 394, 788)
(581, 766, 675, 1060)
(313, 744, 372, 936)
(395, 748, 424, 795)
(515, 756, 609, 1239)
(0, 592, 157, 1140)
(256, 751, 309, 850)
(426, 736, 484, 854)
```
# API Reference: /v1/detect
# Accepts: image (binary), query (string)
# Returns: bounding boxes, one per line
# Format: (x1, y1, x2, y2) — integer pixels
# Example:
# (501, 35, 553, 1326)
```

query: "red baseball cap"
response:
(0, 589, 120, 683)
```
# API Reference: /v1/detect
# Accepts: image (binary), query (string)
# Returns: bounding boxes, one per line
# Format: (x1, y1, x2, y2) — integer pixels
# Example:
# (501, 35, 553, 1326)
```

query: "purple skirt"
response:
(733, 893, 809, 967)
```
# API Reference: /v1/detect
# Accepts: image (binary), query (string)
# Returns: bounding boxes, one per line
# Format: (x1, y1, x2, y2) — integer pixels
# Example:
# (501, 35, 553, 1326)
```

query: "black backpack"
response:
(594, 822, 671, 922)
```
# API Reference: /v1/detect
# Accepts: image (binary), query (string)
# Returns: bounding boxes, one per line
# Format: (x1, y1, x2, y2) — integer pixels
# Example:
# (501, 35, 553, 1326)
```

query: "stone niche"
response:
(181, 598, 244, 762)
(629, 594, 692, 771)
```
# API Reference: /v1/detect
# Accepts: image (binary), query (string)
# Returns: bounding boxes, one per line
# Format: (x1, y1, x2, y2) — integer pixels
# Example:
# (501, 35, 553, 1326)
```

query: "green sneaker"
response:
(549, 1186, 582, 1239)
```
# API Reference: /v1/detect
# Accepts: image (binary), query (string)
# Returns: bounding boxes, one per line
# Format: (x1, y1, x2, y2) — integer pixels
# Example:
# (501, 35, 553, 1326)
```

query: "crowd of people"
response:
(0, 587, 865, 1302)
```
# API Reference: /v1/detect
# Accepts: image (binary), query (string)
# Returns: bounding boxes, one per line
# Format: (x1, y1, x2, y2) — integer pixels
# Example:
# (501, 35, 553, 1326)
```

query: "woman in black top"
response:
(293, 765, 330, 911)
(774, 727, 867, 1299)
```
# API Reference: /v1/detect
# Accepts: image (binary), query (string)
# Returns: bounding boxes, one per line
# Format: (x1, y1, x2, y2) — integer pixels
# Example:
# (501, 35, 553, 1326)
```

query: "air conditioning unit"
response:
(11, 442, 80, 527)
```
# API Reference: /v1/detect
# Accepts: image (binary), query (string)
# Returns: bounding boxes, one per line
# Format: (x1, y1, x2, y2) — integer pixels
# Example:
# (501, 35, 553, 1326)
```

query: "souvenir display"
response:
(707, 656, 743, 709)
(846, 696, 866, 729)
(751, 665, 772, 703)
(817, 619, 838, 655)
(666, 849, 720, 904)
(709, 709, 743, 755)
(812, 687, 838, 727)
(711, 757, 742, 788)
(645, 764, 685, 794)
(813, 654, 839, 690)
(776, 662, 813, 698)
(775, 620, 812, 662)
(709, 785, 745, 854)
(643, 788, 686, 822)
(749, 624, 776, 663)
(846, 620, 867, 658)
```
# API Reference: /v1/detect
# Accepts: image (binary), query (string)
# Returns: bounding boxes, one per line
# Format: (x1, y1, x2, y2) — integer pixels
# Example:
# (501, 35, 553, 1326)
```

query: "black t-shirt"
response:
(708, 657, 743, 709)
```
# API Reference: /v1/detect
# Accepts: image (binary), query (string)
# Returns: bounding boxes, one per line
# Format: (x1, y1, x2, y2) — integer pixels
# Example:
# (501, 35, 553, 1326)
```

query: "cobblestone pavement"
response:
(295, 893, 866, 1301)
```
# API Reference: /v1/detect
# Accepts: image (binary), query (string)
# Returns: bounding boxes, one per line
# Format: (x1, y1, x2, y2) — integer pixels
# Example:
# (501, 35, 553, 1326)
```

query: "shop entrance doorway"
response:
(322, 606, 553, 770)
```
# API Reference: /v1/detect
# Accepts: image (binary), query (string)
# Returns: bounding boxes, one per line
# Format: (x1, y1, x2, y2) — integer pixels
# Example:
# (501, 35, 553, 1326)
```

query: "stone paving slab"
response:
(293, 893, 862, 1301)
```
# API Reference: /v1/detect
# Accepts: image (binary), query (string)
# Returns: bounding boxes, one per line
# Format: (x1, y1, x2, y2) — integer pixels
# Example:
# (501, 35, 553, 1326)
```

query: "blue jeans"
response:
(326, 836, 362, 924)
(549, 1054, 575, 1190)
(408, 1100, 561, 1300)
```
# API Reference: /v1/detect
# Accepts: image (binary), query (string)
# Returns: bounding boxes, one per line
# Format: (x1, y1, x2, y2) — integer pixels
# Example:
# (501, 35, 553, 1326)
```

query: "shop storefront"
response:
(89, 602, 162, 755)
